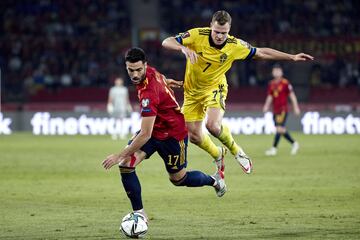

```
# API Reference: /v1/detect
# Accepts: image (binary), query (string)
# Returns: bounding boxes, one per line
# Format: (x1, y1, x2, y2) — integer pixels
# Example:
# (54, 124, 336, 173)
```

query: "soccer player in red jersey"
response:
(102, 48, 226, 221)
(263, 65, 300, 156)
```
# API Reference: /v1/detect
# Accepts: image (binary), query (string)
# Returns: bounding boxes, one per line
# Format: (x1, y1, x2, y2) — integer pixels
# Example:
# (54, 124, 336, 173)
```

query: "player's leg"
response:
(118, 111, 127, 139)
(279, 113, 299, 154)
(186, 121, 223, 162)
(157, 137, 226, 197)
(206, 107, 252, 173)
(205, 83, 252, 173)
(119, 150, 146, 213)
(183, 97, 224, 169)
(266, 112, 285, 156)
(119, 136, 157, 221)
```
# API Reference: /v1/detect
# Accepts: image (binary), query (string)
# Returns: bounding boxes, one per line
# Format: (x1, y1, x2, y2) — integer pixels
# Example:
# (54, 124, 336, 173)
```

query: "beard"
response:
(131, 74, 145, 85)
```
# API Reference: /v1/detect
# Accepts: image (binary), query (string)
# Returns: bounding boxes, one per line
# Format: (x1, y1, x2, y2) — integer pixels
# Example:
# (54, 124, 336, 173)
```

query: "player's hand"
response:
(181, 46, 198, 64)
(107, 103, 114, 114)
(102, 154, 121, 170)
(166, 79, 183, 88)
(294, 107, 301, 116)
(293, 53, 314, 61)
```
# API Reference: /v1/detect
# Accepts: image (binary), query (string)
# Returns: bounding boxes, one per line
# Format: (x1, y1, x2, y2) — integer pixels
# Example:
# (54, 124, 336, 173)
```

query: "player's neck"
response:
(209, 35, 226, 49)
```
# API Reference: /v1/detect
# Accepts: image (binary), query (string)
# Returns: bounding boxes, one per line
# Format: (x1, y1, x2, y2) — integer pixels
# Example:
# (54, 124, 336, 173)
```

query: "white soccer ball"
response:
(120, 212, 148, 238)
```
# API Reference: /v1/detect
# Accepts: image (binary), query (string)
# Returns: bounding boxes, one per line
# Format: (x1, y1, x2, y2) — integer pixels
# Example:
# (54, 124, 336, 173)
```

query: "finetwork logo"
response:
(0, 113, 12, 135)
(301, 112, 360, 134)
(30, 112, 276, 136)
(31, 112, 141, 135)
(223, 112, 275, 135)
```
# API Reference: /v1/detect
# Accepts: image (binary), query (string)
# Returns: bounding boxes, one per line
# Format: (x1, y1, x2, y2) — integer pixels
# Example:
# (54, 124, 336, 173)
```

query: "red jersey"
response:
(267, 78, 293, 114)
(136, 66, 188, 141)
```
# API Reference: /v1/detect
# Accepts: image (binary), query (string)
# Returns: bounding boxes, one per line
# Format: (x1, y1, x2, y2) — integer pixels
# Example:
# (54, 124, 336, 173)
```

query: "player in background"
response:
(107, 77, 133, 140)
(102, 48, 226, 222)
(263, 65, 300, 156)
(162, 10, 313, 174)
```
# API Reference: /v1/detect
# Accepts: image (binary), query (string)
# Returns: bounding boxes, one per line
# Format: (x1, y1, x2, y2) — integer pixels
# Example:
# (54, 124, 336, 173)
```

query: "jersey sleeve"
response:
(174, 28, 198, 47)
(267, 84, 273, 96)
(139, 89, 159, 117)
(234, 38, 257, 60)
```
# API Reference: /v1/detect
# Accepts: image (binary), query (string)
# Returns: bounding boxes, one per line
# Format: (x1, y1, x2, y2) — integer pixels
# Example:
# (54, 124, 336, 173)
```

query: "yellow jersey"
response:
(175, 27, 256, 98)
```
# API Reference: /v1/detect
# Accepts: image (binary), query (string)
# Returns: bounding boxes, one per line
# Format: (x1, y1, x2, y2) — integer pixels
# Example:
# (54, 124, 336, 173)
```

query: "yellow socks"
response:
(218, 124, 242, 156)
(198, 133, 219, 159)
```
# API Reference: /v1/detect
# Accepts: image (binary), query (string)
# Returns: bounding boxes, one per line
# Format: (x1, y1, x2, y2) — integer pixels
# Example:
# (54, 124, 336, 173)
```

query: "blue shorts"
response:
(273, 112, 288, 127)
(129, 134, 188, 174)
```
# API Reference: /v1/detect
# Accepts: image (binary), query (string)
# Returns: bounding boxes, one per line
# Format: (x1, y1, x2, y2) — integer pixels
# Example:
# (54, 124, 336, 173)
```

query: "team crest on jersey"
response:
(141, 98, 150, 107)
(220, 53, 228, 64)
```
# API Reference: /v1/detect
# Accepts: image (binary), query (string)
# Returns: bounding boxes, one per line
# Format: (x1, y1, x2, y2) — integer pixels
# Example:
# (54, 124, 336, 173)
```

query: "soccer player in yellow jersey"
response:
(162, 10, 313, 174)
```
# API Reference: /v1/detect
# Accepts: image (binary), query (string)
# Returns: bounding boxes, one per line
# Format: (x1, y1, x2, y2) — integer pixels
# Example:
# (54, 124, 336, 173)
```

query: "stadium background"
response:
(1, 1, 360, 240)
(1, 0, 359, 135)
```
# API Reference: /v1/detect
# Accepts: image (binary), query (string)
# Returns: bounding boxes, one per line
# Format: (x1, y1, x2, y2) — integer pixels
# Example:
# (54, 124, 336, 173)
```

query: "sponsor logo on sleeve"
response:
(141, 98, 150, 107)
(180, 31, 190, 39)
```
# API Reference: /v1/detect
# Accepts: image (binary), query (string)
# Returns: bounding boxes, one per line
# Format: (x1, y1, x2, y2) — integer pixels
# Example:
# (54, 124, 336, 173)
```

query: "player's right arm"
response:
(162, 30, 198, 64)
(107, 89, 114, 114)
(263, 95, 273, 113)
(102, 116, 155, 169)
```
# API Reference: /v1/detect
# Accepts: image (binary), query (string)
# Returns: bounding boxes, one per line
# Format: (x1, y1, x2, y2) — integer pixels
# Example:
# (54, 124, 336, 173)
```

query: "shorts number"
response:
(203, 62, 211, 72)
(167, 155, 179, 166)
(212, 90, 218, 100)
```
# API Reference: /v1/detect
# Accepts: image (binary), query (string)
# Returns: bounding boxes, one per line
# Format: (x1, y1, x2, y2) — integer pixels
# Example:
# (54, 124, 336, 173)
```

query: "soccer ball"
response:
(120, 212, 148, 238)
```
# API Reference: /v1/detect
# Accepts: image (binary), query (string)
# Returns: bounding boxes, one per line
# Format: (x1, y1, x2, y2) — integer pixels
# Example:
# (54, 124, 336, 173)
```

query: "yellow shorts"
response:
(182, 84, 228, 122)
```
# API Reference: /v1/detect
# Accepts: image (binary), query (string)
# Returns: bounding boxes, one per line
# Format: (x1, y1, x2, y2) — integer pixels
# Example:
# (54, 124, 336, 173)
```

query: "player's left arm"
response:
(161, 74, 183, 89)
(289, 91, 301, 115)
(254, 48, 314, 61)
(102, 116, 156, 169)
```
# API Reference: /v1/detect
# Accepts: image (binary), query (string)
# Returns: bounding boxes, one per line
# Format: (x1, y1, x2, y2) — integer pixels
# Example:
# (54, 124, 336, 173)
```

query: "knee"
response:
(170, 177, 185, 186)
(206, 121, 221, 136)
(276, 127, 286, 134)
(189, 131, 202, 144)
(169, 172, 187, 186)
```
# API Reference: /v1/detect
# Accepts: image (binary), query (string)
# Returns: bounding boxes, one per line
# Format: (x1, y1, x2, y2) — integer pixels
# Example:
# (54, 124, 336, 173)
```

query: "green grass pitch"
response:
(1, 133, 359, 239)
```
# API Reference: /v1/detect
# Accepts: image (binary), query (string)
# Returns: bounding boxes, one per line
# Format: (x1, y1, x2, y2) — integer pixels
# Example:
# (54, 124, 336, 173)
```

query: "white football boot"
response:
(134, 209, 149, 224)
(212, 170, 226, 197)
(265, 147, 277, 156)
(291, 142, 299, 155)
(235, 151, 253, 174)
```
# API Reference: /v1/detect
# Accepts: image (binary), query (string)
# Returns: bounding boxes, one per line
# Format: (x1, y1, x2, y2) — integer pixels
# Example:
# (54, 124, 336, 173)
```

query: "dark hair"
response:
(272, 63, 283, 69)
(211, 10, 232, 25)
(125, 47, 147, 63)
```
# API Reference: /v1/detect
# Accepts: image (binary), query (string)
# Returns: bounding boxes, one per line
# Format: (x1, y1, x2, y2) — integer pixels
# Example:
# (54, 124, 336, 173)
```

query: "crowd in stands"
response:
(1, 0, 131, 102)
(1, 0, 359, 103)
(157, 0, 360, 88)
